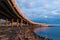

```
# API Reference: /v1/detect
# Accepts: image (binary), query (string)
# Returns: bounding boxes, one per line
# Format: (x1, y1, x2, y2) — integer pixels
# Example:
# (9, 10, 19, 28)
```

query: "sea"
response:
(35, 27, 60, 40)
(32, 18, 60, 40)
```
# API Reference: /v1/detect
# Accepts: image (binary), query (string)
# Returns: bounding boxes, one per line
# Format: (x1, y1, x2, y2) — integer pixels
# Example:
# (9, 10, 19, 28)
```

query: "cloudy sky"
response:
(16, 0, 60, 24)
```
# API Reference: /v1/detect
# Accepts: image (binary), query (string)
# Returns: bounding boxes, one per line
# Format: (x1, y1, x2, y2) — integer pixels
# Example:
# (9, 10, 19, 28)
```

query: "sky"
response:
(16, 0, 60, 24)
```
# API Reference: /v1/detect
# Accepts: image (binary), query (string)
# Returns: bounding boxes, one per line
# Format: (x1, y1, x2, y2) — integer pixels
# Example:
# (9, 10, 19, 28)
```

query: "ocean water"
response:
(31, 18, 60, 40)
(35, 27, 60, 40)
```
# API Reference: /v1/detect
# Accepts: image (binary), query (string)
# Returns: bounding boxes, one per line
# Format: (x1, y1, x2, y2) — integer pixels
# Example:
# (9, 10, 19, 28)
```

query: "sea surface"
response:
(35, 27, 60, 40)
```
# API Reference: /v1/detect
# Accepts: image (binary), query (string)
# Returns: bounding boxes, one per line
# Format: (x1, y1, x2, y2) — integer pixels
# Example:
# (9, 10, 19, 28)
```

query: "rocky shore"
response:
(0, 26, 52, 40)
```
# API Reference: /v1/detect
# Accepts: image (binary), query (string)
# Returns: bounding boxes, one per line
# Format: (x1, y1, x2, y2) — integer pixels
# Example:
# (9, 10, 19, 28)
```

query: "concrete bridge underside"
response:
(0, 0, 49, 40)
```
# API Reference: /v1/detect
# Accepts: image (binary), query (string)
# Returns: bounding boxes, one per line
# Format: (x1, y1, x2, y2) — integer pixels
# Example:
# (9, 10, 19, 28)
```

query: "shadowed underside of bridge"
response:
(0, 0, 26, 21)
(0, 0, 49, 30)
(0, 0, 49, 40)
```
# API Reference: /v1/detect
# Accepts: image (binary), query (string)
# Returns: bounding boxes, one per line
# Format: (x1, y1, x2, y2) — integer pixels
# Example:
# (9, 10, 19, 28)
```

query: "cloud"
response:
(43, 4, 51, 9)
(53, 1, 59, 4)
(28, 2, 33, 7)
(16, 0, 60, 24)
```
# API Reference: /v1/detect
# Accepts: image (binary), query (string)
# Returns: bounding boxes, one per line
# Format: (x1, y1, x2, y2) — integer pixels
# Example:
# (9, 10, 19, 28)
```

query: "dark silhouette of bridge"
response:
(0, 0, 50, 40)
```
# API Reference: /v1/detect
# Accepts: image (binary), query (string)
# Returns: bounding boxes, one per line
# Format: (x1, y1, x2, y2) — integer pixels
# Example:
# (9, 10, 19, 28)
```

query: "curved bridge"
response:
(0, 0, 50, 40)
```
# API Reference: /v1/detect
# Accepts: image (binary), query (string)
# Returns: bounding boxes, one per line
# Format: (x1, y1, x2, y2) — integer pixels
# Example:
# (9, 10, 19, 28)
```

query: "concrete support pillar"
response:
(0, 19, 2, 26)
(20, 19, 23, 27)
(17, 19, 19, 27)
(11, 19, 14, 28)
(6, 19, 8, 27)
(27, 22, 28, 26)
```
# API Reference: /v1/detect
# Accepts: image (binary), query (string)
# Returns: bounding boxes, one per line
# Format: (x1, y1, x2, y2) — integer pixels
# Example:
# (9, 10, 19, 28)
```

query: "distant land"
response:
(30, 18, 60, 26)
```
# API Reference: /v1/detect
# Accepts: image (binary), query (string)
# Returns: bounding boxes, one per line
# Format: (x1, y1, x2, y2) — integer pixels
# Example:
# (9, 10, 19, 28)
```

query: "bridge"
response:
(0, 0, 50, 40)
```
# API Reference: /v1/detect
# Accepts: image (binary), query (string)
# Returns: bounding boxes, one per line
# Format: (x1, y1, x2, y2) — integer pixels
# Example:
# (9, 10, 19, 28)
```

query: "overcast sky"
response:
(16, 0, 60, 24)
